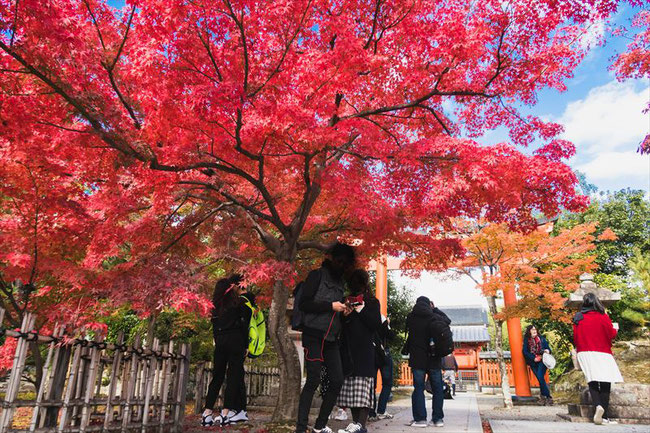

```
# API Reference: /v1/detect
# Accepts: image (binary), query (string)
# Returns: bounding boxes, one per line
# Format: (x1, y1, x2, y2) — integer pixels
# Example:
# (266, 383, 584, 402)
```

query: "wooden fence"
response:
(0, 309, 190, 433)
(192, 362, 279, 412)
(477, 360, 547, 387)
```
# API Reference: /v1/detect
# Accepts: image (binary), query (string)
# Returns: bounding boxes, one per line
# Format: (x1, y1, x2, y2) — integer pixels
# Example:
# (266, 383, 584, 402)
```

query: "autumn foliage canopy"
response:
(458, 222, 618, 321)
(0, 0, 639, 326)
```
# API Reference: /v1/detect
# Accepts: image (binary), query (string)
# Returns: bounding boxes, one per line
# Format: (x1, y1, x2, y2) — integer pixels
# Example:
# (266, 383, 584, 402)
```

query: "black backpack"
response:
(291, 270, 322, 331)
(430, 319, 454, 358)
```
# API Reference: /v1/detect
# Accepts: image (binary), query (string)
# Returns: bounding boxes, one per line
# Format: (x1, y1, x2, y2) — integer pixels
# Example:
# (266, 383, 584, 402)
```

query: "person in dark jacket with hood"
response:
(522, 325, 553, 405)
(201, 275, 251, 427)
(404, 297, 451, 428)
(296, 243, 357, 433)
(336, 269, 382, 433)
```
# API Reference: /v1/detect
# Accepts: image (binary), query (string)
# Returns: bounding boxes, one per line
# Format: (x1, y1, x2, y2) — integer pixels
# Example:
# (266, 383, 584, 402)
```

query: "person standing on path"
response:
(404, 297, 451, 428)
(371, 314, 396, 420)
(522, 325, 553, 405)
(201, 275, 251, 427)
(296, 243, 357, 433)
(336, 269, 382, 433)
(573, 293, 624, 425)
(441, 353, 458, 397)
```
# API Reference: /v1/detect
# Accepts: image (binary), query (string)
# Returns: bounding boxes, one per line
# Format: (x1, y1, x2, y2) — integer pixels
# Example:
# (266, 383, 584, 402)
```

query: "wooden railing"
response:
(0, 309, 190, 433)
(193, 362, 280, 412)
(477, 360, 547, 387)
(397, 360, 548, 387)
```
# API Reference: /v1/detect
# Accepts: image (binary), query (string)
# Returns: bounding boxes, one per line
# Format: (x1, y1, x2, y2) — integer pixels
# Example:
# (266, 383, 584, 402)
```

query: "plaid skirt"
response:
(336, 376, 375, 408)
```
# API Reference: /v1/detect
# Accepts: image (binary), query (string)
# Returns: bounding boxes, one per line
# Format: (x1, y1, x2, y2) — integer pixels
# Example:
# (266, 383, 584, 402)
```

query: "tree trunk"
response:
(29, 341, 44, 391)
(487, 295, 513, 409)
(268, 279, 302, 422)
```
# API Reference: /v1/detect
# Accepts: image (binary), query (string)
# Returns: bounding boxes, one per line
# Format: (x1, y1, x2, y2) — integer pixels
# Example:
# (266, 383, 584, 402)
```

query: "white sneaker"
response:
(228, 410, 249, 423)
(594, 405, 604, 425)
(409, 421, 428, 428)
(200, 412, 214, 426)
(603, 418, 618, 425)
(433, 420, 444, 427)
(335, 408, 349, 421)
(338, 423, 363, 433)
(377, 412, 394, 420)
(314, 427, 334, 433)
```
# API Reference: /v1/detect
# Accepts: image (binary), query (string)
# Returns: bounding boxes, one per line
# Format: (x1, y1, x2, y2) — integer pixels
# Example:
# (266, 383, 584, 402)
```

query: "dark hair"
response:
(347, 269, 370, 295)
(582, 292, 605, 314)
(524, 324, 539, 343)
(329, 242, 356, 269)
(212, 274, 242, 314)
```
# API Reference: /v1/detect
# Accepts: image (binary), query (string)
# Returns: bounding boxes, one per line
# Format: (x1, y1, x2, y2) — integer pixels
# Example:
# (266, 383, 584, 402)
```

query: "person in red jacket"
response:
(573, 293, 623, 425)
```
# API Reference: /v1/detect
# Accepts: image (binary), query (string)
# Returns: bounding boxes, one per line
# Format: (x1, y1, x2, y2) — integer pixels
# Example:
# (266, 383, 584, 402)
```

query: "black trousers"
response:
(588, 381, 612, 419)
(204, 333, 247, 411)
(296, 334, 344, 433)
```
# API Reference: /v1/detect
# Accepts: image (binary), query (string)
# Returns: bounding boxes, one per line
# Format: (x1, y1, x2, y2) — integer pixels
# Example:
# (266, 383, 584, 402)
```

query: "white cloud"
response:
(576, 151, 650, 181)
(558, 80, 648, 154)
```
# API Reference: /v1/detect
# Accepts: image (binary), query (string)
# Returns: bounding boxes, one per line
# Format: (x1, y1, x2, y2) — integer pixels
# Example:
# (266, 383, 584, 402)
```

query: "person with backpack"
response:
(201, 275, 251, 427)
(522, 325, 553, 405)
(295, 243, 357, 433)
(573, 293, 623, 425)
(336, 269, 382, 433)
(403, 297, 452, 428)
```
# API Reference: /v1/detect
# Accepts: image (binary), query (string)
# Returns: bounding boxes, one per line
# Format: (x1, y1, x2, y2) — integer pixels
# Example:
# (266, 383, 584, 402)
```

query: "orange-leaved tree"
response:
(455, 222, 614, 407)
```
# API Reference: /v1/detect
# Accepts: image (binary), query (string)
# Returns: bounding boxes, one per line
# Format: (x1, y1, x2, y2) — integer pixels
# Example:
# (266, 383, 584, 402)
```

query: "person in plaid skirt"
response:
(336, 269, 382, 433)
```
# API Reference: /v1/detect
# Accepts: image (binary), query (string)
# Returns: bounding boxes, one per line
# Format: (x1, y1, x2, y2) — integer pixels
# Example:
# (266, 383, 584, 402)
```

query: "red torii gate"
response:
(369, 254, 531, 397)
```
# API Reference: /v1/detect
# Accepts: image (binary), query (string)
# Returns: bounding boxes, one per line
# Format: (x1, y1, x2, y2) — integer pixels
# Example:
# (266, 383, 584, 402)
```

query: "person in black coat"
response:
(336, 269, 382, 433)
(404, 297, 451, 427)
(296, 243, 356, 433)
(201, 275, 251, 426)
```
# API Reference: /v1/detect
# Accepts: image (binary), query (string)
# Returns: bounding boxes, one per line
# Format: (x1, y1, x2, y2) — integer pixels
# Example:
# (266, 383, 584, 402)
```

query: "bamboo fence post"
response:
(158, 341, 174, 433)
(172, 344, 190, 432)
(141, 338, 160, 433)
(193, 362, 204, 414)
(122, 334, 142, 431)
(29, 324, 61, 431)
(43, 343, 72, 427)
(103, 333, 124, 431)
(79, 335, 104, 433)
(57, 335, 84, 433)
(0, 313, 36, 433)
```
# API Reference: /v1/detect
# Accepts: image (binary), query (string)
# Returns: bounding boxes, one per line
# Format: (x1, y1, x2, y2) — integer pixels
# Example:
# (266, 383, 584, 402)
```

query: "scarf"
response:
(573, 305, 597, 324)
(528, 335, 542, 356)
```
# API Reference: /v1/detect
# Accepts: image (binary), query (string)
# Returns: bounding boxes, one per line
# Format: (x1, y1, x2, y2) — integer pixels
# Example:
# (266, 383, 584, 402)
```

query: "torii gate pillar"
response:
(375, 255, 388, 316)
(503, 284, 532, 397)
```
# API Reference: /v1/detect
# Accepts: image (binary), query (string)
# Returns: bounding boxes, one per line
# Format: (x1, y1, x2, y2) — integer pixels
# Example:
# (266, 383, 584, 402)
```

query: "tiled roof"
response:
(441, 306, 489, 326)
(479, 351, 512, 359)
(451, 325, 491, 343)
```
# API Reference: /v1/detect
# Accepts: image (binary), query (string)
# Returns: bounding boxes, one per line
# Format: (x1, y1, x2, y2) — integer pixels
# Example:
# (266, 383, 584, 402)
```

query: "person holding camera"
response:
(573, 293, 623, 425)
(403, 297, 451, 428)
(336, 269, 382, 433)
(295, 243, 357, 433)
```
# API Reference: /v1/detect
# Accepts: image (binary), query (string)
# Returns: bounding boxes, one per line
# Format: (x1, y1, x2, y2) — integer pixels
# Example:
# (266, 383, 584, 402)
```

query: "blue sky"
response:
(481, 4, 650, 196)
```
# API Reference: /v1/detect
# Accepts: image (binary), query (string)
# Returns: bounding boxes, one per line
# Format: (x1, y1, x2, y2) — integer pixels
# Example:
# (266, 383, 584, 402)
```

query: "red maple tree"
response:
(0, 0, 624, 418)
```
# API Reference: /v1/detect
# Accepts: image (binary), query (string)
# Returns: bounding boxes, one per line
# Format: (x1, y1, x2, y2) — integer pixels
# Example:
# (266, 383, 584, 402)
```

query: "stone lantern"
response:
(566, 273, 621, 308)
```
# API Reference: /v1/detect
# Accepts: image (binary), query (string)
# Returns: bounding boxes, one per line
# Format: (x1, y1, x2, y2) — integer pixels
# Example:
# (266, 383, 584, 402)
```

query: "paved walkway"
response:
(489, 420, 650, 433)
(359, 393, 481, 433)
(358, 393, 650, 433)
